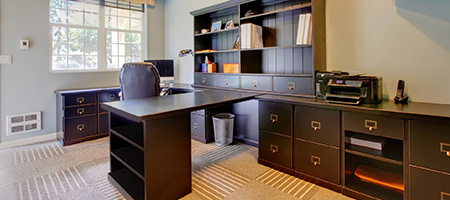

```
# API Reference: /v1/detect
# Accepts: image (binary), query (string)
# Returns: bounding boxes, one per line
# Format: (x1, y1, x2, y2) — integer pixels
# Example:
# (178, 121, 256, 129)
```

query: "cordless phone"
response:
(394, 80, 408, 103)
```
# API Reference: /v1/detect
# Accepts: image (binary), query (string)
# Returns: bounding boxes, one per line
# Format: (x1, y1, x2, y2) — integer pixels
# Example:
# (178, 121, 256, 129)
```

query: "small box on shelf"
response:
(224, 63, 238, 73)
(201, 63, 216, 73)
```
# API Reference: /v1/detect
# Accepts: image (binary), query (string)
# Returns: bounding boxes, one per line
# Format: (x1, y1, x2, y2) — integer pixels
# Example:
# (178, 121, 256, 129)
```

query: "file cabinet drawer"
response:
(295, 140, 340, 184)
(343, 112, 403, 140)
(410, 120, 450, 173)
(98, 90, 120, 103)
(64, 115, 96, 142)
(194, 73, 214, 87)
(273, 76, 312, 95)
(241, 75, 271, 91)
(65, 105, 96, 118)
(259, 130, 292, 168)
(215, 74, 239, 88)
(259, 101, 292, 136)
(410, 166, 450, 200)
(191, 114, 206, 139)
(65, 93, 96, 106)
(295, 106, 340, 147)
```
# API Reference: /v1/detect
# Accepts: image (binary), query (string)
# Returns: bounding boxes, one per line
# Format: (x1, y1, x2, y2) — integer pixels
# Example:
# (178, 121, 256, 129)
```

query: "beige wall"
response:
(326, 0, 450, 104)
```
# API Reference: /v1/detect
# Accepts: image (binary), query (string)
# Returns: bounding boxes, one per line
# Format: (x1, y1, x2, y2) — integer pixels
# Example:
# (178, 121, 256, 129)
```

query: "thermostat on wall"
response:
(20, 40, 29, 49)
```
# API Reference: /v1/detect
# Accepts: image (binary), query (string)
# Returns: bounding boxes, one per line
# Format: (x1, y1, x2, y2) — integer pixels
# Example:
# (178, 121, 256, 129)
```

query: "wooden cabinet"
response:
(56, 87, 121, 146)
(409, 166, 450, 200)
(295, 106, 340, 147)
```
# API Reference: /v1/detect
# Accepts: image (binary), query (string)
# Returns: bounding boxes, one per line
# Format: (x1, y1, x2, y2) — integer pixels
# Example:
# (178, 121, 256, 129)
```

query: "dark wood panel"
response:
(295, 106, 340, 147)
(410, 166, 450, 200)
(241, 75, 272, 91)
(64, 115, 96, 142)
(65, 105, 96, 118)
(259, 101, 292, 136)
(343, 111, 404, 140)
(273, 76, 312, 95)
(259, 130, 292, 168)
(64, 93, 96, 107)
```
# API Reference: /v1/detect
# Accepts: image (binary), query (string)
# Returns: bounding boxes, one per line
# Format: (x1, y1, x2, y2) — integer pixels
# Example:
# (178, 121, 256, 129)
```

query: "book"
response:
(350, 134, 386, 150)
(241, 23, 263, 49)
(296, 14, 306, 45)
(304, 13, 312, 45)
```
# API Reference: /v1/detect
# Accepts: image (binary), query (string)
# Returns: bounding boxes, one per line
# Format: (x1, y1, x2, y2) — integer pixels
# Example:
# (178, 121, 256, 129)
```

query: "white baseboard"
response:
(0, 133, 57, 150)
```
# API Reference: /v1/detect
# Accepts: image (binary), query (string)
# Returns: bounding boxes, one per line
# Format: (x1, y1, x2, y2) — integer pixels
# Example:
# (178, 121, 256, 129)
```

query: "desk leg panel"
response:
(144, 113, 192, 200)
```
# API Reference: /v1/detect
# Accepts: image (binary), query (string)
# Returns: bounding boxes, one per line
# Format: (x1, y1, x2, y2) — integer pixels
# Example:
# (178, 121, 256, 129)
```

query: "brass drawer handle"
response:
(440, 142, 450, 157)
(365, 120, 377, 131)
(252, 80, 258, 87)
(109, 94, 116, 100)
(77, 97, 84, 104)
(270, 114, 278, 123)
(224, 79, 229, 85)
(311, 156, 321, 166)
(193, 123, 198, 130)
(287, 82, 295, 90)
(202, 77, 207, 83)
(77, 108, 85, 115)
(270, 144, 278, 153)
(77, 124, 85, 131)
(311, 121, 321, 131)
(442, 191, 450, 200)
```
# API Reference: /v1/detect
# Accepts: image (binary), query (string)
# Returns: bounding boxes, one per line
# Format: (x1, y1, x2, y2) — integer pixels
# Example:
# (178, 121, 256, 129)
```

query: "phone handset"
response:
(394, 80, 408, 103)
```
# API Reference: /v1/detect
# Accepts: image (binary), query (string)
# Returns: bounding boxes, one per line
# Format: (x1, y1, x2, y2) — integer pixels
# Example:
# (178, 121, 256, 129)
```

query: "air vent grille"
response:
(7, 112, 41, 136)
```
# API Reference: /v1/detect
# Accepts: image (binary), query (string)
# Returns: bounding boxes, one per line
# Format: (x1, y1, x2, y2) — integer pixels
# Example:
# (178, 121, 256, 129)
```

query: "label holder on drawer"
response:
(270, 114, 278, 123)
(440, 142, 450, 157)
(311, 155, 321, 166)
(270, 144, 278, 153)
(365, 119, 378, 131)
(441, 191, 450, 200)
(311, 121, 321, 131)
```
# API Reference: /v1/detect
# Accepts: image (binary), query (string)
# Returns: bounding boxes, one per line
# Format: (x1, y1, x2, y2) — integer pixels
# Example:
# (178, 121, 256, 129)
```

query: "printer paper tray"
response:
(325, 94, 362, 105)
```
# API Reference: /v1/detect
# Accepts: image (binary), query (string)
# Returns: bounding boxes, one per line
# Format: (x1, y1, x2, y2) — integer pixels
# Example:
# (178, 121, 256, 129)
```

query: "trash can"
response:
(212, 113, 235, 146)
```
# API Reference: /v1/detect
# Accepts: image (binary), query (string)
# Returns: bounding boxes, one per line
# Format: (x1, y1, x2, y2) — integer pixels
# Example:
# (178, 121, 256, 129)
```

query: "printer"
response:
(316, 71, 382, 105)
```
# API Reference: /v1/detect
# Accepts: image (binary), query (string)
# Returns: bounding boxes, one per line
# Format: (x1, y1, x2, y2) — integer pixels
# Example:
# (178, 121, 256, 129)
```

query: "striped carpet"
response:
(0, 137, 352, 200)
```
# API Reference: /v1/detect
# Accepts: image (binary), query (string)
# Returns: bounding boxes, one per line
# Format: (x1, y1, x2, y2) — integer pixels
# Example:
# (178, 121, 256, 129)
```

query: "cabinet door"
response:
(259, 101, 292, 136)
(410, 120, 450, 174)
(273, 76, 312, 95)
(259, 130, 292, 168)
(410, 166, 450, 200)
(241, 75, 271, 91)
(64, 115, 96, 142)
(215, 74, 239, 88)
(64, 93, 96, 106)
(295, 140, 340, 184)
(295, 106, 340, 147)
(343, 112, 403, 140)
(194, 73, 214, 86)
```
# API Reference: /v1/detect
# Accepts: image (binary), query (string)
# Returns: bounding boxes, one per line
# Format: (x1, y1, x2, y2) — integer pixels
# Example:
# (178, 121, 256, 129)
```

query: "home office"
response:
(1, 0, 450, 200)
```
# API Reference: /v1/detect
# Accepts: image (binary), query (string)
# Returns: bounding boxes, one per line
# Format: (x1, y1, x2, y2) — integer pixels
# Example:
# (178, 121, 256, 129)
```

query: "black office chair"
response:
(119, 62, 161, 100)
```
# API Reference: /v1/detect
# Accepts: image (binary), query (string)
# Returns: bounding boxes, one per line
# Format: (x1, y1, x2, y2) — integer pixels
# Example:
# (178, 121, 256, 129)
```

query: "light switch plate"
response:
(0, 55, 12, 64)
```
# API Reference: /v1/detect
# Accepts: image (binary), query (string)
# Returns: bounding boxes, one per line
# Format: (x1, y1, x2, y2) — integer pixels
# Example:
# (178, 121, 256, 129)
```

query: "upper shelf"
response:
(240, 45, 312, 51)
(240, 2, 312, 20)
(195, 27, 239, 37)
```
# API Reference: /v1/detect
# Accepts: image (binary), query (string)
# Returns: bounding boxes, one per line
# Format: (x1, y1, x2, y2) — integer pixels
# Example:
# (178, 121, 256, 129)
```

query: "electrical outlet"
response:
(0, 55, 12, 64)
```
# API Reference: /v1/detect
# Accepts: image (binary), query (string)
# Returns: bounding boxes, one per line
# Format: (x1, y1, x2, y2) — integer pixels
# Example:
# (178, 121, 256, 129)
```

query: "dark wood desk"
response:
(102, 89, 258, 200)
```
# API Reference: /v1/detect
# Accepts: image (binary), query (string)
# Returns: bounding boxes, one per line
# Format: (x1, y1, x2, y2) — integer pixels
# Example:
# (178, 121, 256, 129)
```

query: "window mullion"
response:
(99, 6, 107, 70)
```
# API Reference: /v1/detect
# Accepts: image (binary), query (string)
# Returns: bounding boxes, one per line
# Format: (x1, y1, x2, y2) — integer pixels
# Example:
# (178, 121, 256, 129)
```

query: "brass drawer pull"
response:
(193, 123, 198, 130)
(270, 114, 278, 123)
(311, 156, 321, 166)
(442, 192, 450, 200)
(365, 120, 377, 131)
(287, 82, 295, 90)
(109, 94, 116, 100)
(440, 142, 450, 157)
(202, 77, 207, 84)
(77, 97, 84, 104)
(252, 80, 258, 87)
(77, 124, 85, 131)
(77, 108, 85, 115)
(270, 144, 278, 153)
(311, 121, 321, 131)
(224, 79, 229, 86)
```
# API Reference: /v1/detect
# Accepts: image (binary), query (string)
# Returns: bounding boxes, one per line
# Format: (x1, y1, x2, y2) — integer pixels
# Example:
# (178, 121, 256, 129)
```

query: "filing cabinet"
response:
(343, 112, 403, 140)
(241, 75, 271, 91)
(259, 101, 292, 136)
(259, 130, 292, 169)
(215, 74, 239, 89)
(295, 106, 340, 147)
(273, 76, 313, 95)
(194, 73, 214, 87)
(190, 106, 232, 143)
(409, 166, 450, 200)
(56, 87, 121, 146)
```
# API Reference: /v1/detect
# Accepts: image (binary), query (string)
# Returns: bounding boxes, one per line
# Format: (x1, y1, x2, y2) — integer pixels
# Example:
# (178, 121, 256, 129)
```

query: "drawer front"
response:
(191, 114, 206, 139)
(410, 120, 450, 173)
(241, 76, 271, 91)
(194, 73, 214, 86)
(215, 75, 239, 88)
(273, 76, 312, 95)
(295, 140, 340, 184)
(65, 115, 96, 142)
(98, 113, 109, 134)
(64, 93, 96, 106)
(98, 90, 120, 103)
(259, 130, 292, 168)
(410, 166, 450, 200)
(259, 101, 292, 136)
(343, 112, 403, 140)
(64, 105, 96, 118)
(295, 106, 340, 147)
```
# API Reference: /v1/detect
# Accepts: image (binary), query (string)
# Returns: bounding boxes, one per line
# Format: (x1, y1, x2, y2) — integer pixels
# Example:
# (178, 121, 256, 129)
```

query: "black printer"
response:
(316, 71, 382, 105)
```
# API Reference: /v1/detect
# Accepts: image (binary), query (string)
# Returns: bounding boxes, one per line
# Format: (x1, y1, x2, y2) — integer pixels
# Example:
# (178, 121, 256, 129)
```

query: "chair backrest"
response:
(119, 62, 160, 100)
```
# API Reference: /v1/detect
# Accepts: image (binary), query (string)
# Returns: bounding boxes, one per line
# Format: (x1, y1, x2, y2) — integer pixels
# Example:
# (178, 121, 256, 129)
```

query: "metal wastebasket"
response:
(212, 113, 235, 146)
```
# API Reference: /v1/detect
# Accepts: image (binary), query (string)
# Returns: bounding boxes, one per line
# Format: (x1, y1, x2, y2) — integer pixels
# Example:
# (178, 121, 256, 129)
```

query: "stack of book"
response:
(241, 23, 263, 49)
(296, 13, 313, 45)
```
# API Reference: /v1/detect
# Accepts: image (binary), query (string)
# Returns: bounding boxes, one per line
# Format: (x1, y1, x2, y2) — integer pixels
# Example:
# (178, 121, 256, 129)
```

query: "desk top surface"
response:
(102, 89, 258, 122)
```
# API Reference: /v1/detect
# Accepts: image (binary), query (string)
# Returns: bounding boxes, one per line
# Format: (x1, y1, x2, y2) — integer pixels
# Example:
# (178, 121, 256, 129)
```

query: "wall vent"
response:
(6, 111, 41, 136)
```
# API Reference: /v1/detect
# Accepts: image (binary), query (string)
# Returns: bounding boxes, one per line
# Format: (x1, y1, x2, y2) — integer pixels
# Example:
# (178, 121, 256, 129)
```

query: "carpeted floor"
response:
(0, 137, 353, 200)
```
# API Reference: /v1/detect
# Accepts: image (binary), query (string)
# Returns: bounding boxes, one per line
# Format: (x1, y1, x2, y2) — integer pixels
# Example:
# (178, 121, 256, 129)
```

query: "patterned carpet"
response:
(0, 137, 353, 200)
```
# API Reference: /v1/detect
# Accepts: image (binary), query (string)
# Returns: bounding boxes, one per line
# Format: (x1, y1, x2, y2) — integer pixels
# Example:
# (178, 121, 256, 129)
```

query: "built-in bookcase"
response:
(191, 0, 325, 96)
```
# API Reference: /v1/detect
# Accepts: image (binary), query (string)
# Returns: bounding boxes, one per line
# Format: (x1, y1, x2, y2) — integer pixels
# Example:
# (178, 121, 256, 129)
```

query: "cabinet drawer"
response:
(98, 90, 120, 103)
(64, 93, 96, 106)
(273, 76, 312, 95)
(259, 130, 292, 168)
(194, 73, 214, 86)
(98, 113, 109, 134)
(191, 114, 206, 139)
(343, 112, 403, 140)
(65, 105, 96, 118)
(64, 115, 96, 142)
(410, 166, 450, 200)
(259, 101, 292, 136)
(295, 140, 339, 184)
(410, 120, 450, 173)
(241, 76, 271, 91)
(295, 106, 340, 147)
(215, 74, 239, 88)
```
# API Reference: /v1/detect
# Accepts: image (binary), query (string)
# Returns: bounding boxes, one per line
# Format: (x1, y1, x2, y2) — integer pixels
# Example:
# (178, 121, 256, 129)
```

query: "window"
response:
(50, 0, 144, 71)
